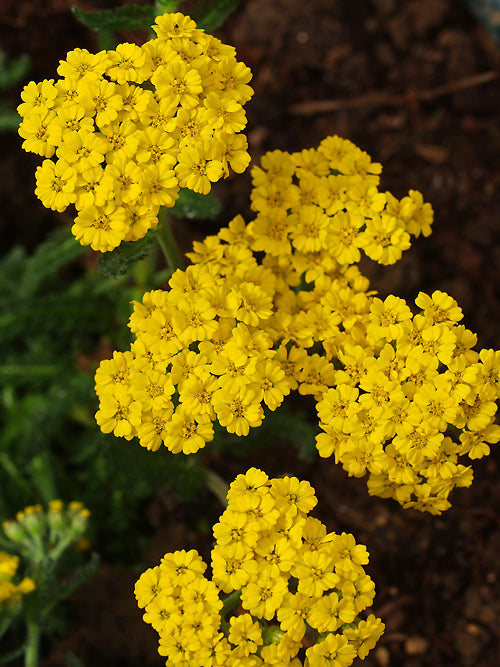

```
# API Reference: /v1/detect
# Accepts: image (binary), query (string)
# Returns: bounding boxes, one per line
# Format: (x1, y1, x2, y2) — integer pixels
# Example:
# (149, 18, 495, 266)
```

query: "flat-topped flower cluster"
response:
(94, 136, 500, 513)
(316, 293, 500, 514)
(18, 12, 253, 251)
(135, 468, 384, 666)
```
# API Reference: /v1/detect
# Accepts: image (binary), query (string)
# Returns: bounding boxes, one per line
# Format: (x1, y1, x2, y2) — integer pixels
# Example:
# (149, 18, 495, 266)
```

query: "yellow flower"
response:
(290, 205, 330, 253)
(95, 384, 141, 439)
(368, 294, 413, 342)
(277, 592, 314, 639)
(164, 406, 214, 454)
(305, 632, 357, 667)
(214, 56, 254, 103)
(228, 614, 263, 657)
(211, 542, 257, 593)
(136, 407, 173, 451)
(218, 133, 251, 174)
(316, 384, 361, 434)
(201, 91, 246, 133)
(140, 162, 179, 207)
(175, 140, 224, 193)
(18, 79, 57, 117)
(34, 159, 76, 211)
(170, 294, 217, 344)
(327, 211, 365, 264)
(18, 110, 58, 157)
(46, 104, 94, 145)
(134, 565, 162, 609)
(106, 42, 148, 84)
(361, 213, 411, 264)
(307, 592, 343, 633)
(293, 550, 339, 598)
(179, 372, 218, 421)
(72, 201, 126, 252)
(343, 614, 385, 660)
(56, 48, 110, 81)
(152, 60, 203, 109)
(56, 128, 107, 170)
(213, 386, 263, 436)
(85, 78, 123, 128)
(152, 12, 198, 39)
(415, 290, 463, 324)
(400, 188, 434, 237)
(413, 381, 458, 431)
(241, 573, 288, 620)
(226, 282, 273, 327)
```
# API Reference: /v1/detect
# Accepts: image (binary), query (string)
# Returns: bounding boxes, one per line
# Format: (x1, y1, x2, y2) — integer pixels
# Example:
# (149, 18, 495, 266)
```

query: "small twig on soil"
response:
(290, 70, 498, 116)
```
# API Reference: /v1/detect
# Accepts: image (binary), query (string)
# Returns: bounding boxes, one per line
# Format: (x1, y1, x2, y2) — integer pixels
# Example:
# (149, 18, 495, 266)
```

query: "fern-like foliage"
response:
(0, 227, 207, 561)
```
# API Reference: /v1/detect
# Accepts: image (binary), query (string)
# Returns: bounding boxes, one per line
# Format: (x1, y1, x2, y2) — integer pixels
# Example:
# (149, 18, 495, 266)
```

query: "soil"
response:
(1, 0, 499, 665)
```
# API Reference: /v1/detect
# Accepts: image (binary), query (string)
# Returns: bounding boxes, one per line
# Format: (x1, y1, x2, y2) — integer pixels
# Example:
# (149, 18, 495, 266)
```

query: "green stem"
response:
(204, 468, 229, 507)
(24, 616, 40, 667)
(156, 209, 185, 271)
(221, 588, 242, 618)
(220, 587, 242, 636)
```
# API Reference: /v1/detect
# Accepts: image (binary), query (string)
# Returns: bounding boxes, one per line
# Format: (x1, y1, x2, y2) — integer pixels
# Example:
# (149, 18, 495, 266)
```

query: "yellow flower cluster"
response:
(18, 12, 253, 251)
(248, 135, 433, 267)
(94, 252, 294, 453)
(94, 137, 499, 512)
(316, 291, 500, 514)
(135, 468, 384, 666)
(0, 552, 35, 606)
(94, 136, 416, 453)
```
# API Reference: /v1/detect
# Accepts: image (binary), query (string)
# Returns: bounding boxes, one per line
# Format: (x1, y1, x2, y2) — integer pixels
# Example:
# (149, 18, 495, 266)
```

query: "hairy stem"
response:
(156, 209, 185, 271)
(204, 468, 230, 507)
(24, 616, 40, 667)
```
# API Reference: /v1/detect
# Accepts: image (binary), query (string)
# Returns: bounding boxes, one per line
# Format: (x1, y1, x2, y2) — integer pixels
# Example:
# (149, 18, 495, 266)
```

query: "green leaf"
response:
(0, 50, 30, 90)
(71, 4, 157, 33)
(98, 232, 155, 279)
(65, 651, 87, 667)
(155, 0, 181, 14)
(30, 452, 58, 503)
(62, 552, 101, 603)
(194, 0, 242, 32)
(171, 188, 222, 220)
(0, 108, 21, 132)
(16, 226, 83, 299)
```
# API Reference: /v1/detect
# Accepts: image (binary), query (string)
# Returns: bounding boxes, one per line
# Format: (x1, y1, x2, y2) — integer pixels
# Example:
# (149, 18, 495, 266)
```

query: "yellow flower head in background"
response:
(0, 552, 35, 606)
(135, 468, 384, 666)
(18, 12, 253, 252)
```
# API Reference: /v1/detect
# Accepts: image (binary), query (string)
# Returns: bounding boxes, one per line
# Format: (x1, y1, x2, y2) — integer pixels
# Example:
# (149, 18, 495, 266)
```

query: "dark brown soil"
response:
(1, 0, 499, 665)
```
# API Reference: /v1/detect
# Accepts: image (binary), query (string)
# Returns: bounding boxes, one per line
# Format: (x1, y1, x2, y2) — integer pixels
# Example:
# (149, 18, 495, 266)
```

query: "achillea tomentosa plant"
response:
(135, 468, 384, 666)
(16, 4, 500, 666)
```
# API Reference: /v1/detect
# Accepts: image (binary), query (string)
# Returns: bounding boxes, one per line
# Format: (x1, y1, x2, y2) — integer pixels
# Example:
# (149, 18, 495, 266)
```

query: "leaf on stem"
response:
(194, 0, 243, 32)
(71, 4, 157, 33)
(171, 188, 222, 220)
(98, 234, 155, 279)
